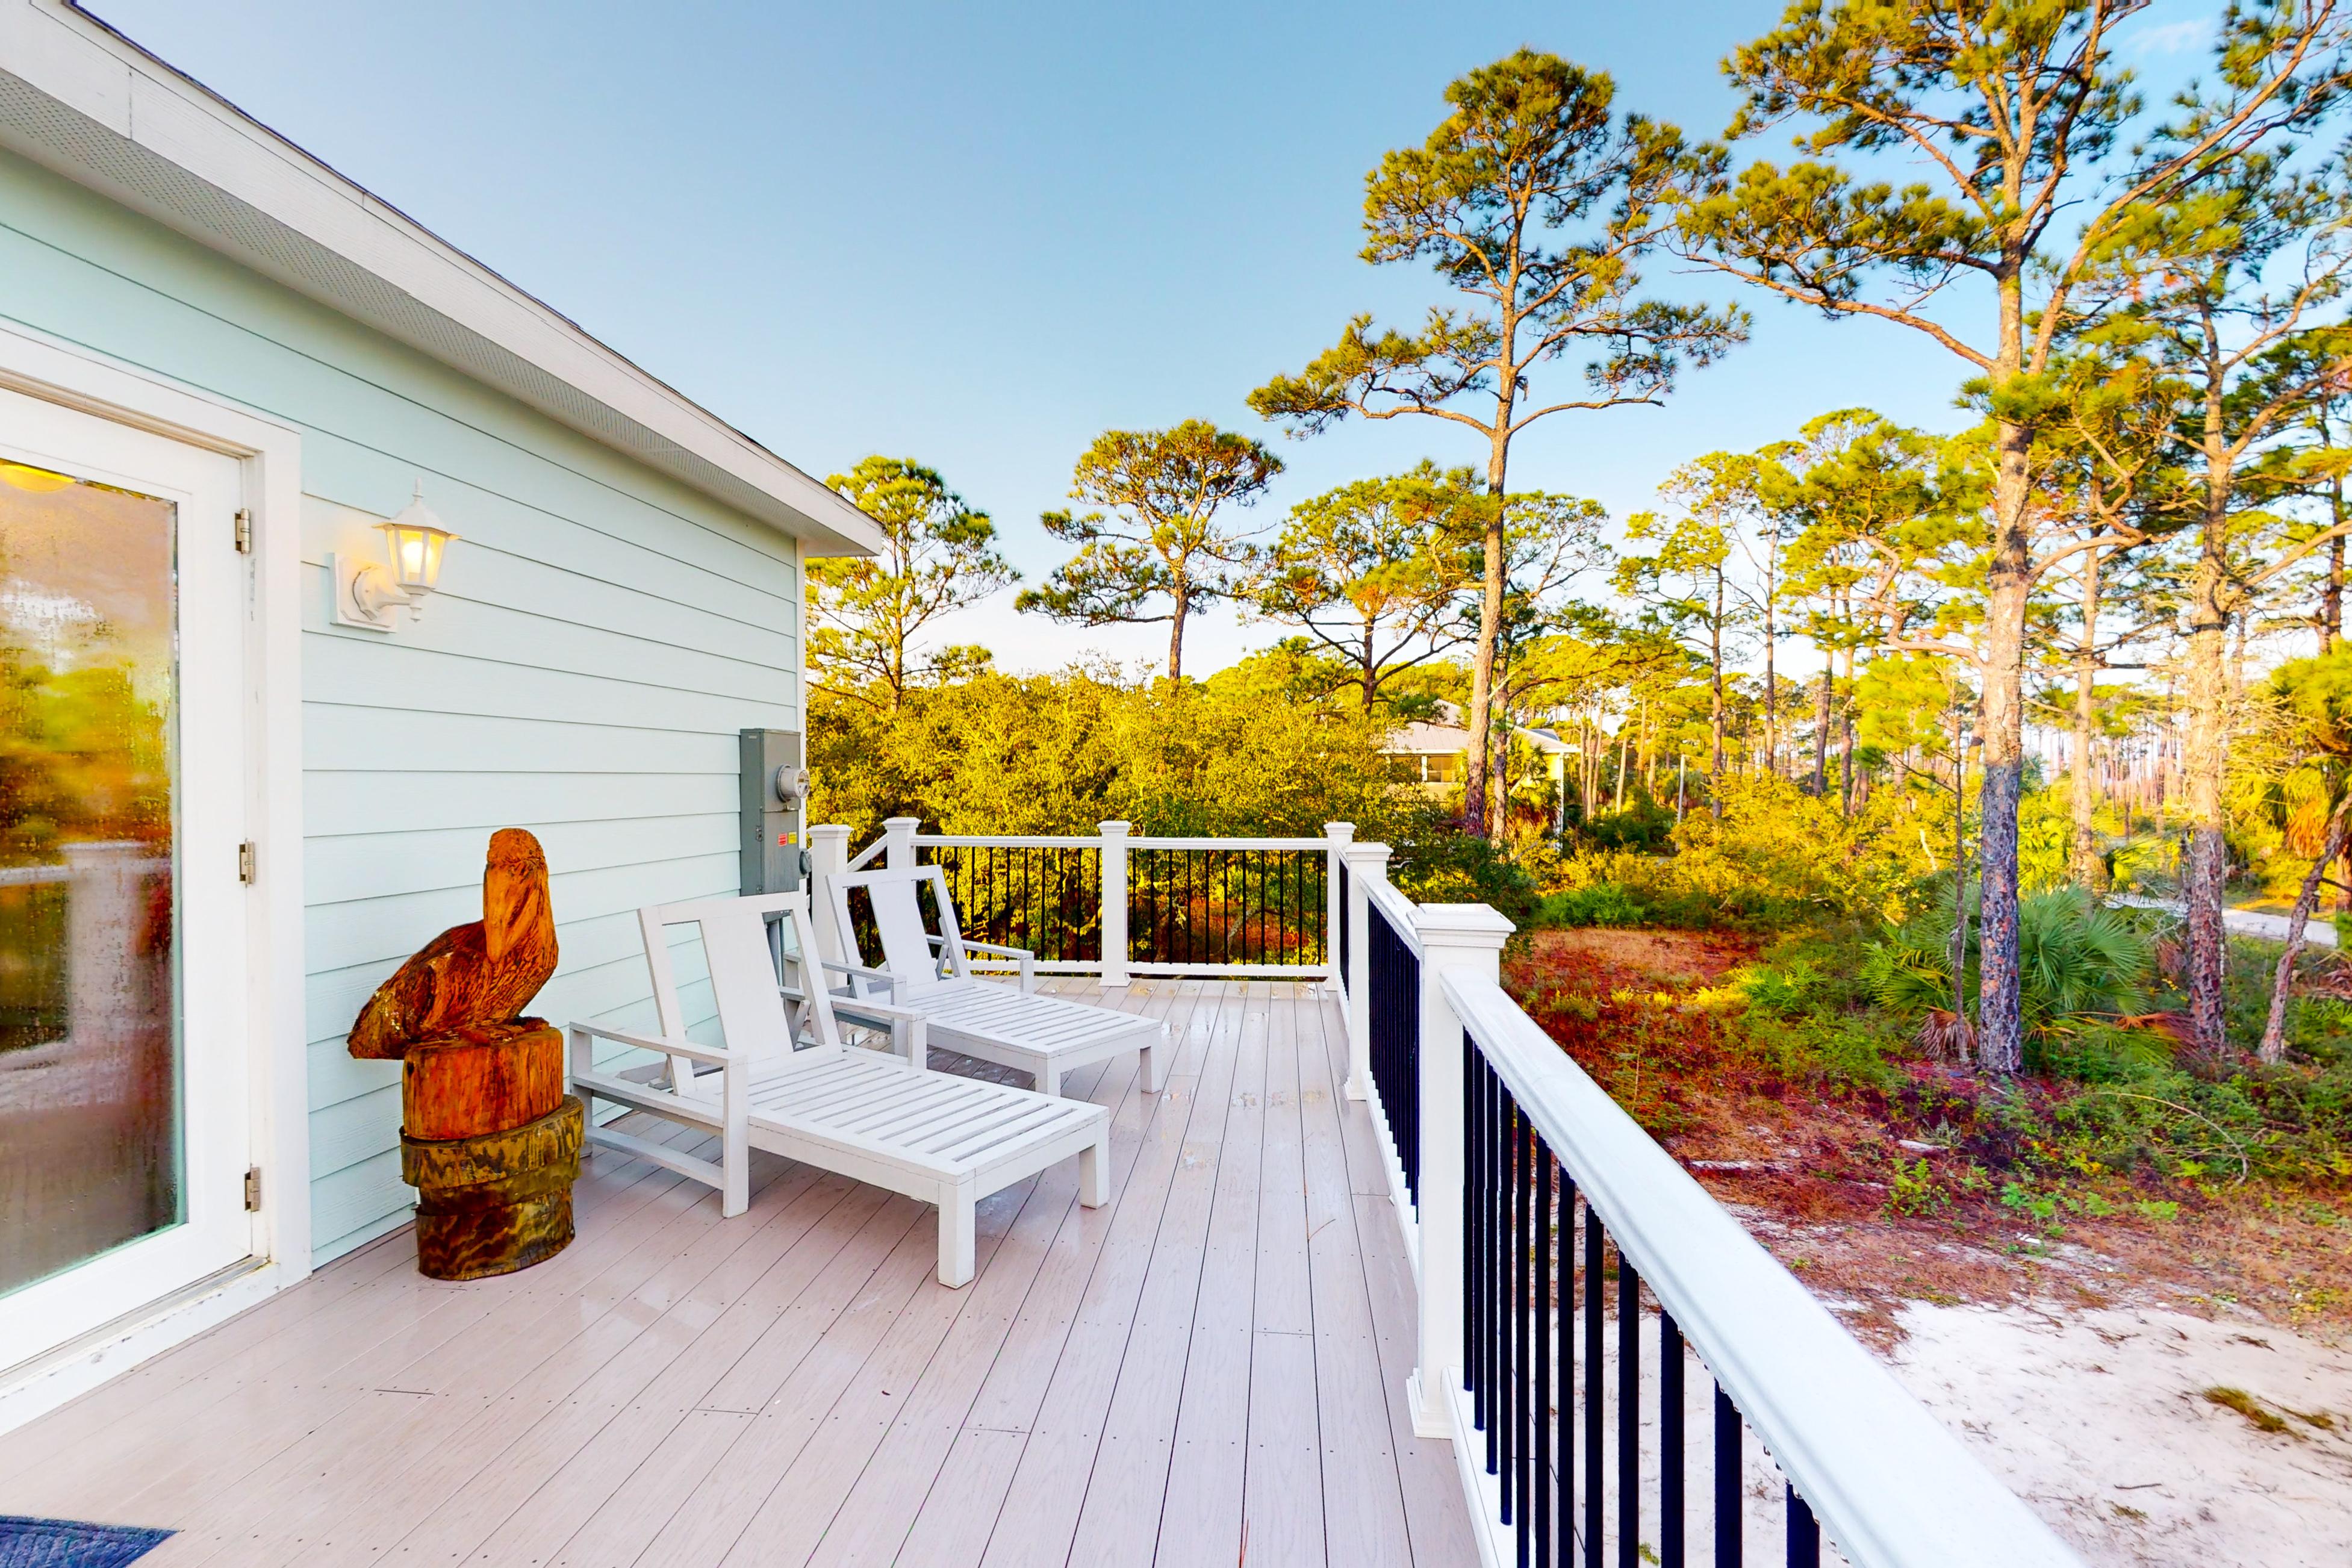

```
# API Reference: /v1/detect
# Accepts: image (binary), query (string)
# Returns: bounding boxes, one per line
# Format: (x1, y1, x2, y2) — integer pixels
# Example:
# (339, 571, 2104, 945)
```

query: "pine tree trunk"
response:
(1839, 646, 1856, 817)
(2184, 330, 2238, 1057)
(1974, 415, 2035, 1076)
(2071, 547, 2105, 889)
(1709, 570, 1726, 819)
(1464, 434, 1511, 837)
(2326, 496, 2344, 651)
(2183, 546, 2233, 1054)
(1811, 667, 1831, 796)
(1168, 585, 1189, 683)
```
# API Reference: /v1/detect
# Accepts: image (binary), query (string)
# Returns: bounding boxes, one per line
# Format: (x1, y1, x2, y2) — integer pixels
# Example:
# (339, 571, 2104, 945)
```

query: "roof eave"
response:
(0, 0, 881, 558)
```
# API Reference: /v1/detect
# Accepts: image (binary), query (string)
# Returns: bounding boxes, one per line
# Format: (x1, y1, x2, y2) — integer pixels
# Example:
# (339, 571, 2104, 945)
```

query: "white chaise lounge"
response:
(567, 890, 1110, 1287)
(823, 865, 1171, 1097)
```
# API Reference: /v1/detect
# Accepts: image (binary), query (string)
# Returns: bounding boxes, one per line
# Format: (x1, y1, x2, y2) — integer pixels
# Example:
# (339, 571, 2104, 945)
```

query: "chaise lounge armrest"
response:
(566, 1021, 750, 1216)
(821, 956, 909, 1003)
(930, 935, 1038, 992)
(568, 1019, 745, 1069)
(820, 989, 933, 1067)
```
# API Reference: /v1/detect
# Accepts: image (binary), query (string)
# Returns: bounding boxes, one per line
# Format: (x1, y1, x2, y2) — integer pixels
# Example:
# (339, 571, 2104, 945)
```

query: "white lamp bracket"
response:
(328, 550, 411, 631)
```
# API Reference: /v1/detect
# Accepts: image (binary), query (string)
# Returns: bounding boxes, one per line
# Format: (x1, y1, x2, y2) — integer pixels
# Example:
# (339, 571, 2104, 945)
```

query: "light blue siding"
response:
(0, 148, 801, 1261)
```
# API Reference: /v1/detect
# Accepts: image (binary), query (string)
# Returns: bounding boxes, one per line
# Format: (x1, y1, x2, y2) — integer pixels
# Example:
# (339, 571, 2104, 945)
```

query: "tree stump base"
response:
(399, 1027, 582, 1283)
(402, 1025, 564, 1140)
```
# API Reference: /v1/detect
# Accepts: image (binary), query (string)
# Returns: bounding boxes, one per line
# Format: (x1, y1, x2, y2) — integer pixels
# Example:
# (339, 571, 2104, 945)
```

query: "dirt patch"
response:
(1504, 926, 2352, 1344)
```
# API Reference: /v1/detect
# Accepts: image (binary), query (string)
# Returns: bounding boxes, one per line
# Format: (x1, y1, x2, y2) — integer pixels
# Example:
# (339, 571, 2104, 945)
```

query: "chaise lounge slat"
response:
(568, 891, 1110, 1287)
(824, 865, 1171, 1096)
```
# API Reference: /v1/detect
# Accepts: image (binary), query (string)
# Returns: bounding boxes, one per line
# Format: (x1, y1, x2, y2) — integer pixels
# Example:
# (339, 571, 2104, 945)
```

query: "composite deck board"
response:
(1297, 968, 1418, 1568)
(1150, 988, 1270, 1568)
(983, 982, 1245, 1568)
(901, 979, 1211, 1568)
(1245, 977, 1328, 1567)
(0, 982, 1474, 1567)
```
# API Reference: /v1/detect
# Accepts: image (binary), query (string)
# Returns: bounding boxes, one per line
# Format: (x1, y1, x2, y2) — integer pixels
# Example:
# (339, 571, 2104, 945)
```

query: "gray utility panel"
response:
(739, 727, 810, 895)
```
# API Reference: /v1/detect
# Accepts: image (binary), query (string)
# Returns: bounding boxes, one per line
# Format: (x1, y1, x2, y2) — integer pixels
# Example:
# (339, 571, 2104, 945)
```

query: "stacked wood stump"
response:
(397, 1024, 582, 1280)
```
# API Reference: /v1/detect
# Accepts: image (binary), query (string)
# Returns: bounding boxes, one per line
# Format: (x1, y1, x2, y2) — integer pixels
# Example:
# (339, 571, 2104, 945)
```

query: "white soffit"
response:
(0, 0, 881, 557)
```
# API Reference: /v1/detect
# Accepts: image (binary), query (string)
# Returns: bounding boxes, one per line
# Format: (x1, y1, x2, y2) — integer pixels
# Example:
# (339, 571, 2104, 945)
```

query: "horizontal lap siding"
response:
(0, 151, 800, 1262)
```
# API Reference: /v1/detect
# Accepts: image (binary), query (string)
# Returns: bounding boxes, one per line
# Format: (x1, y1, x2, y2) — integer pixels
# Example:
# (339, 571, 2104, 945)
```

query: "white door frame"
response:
(0, 320, 305, 1433)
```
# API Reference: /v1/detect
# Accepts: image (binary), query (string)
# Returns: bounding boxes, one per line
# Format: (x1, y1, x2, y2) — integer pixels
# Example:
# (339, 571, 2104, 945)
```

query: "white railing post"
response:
(1407, 901, 1514, 1441)
(806, 823, 850, 966)
(1322, 821, 1353, 993)
(882, 816, 921, 870)
(1098, 820, 1131, 988)
(1339, 840, 1390, 1102)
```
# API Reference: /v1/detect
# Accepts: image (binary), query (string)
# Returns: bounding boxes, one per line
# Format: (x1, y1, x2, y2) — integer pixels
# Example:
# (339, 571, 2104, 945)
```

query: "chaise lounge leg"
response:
(939, 1193, 977, 1287)
(1140, 1038, 1169, 1093)
(1078, 1131, 1109, 1209)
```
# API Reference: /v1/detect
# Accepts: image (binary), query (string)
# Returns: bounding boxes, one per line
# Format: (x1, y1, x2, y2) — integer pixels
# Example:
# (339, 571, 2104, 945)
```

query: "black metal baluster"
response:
(1464, 1035, 1482, 1425)
(1583, 1204, 1603, 1568)
(1504, 1099, 1521, 1519)
(1483, 1058, 1498, 1447)
(1661, 1309, 1684, 1568)
(1618, 1252, 1640, 1568)
(1524, 1104, 1543, 1561)
(1558, 1174, 1575, 1566)
(1189, 851, 1200, 965)
(1535, 1142, 1553, 1568)
(1713, 1386, 1740, 1568)
(1785, 1491, 1818, 1568)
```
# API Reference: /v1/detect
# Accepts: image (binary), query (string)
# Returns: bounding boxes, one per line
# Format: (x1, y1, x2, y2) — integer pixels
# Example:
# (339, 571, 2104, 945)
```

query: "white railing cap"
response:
(1441, 969, 2085, 1568)
(1412, 903, 1516, 948)
(1340, 839, 1392, 866)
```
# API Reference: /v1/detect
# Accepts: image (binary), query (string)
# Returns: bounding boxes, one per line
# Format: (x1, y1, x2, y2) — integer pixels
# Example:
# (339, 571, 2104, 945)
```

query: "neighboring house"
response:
(1381, 702, 1570, 824)
(0, 0, 877, 1426)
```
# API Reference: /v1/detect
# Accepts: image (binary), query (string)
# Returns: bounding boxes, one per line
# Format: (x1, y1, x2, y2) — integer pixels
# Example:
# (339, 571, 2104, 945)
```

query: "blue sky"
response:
(90, 1, 2207, 677)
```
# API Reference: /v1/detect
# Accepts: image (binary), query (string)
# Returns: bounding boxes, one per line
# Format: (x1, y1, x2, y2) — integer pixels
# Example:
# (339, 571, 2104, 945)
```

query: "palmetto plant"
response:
(1864, 888, 2153, 1036)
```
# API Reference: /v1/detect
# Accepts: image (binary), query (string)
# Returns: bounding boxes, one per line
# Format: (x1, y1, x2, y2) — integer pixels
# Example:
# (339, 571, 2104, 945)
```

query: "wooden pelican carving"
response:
(349, 827, 559, 1059)
(348, 827, 579, 1281)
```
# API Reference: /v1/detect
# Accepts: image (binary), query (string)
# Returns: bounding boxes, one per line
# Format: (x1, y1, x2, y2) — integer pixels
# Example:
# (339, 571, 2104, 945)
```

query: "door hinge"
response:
(234, 508, 254, 554)
(238, 841, 257, 884)
(244, 1166, 263, 1212)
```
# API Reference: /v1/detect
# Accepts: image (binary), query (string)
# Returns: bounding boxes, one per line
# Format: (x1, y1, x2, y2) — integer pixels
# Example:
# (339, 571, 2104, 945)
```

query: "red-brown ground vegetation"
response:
(1505, 928, 2352, 1343)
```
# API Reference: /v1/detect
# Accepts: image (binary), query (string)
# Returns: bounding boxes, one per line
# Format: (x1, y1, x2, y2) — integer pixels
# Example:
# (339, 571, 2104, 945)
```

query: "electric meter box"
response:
(739, 727, 810, 894)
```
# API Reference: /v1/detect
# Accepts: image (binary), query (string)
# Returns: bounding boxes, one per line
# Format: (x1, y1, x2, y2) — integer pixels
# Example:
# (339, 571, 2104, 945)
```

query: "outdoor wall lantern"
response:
(332, 484, 458, 631)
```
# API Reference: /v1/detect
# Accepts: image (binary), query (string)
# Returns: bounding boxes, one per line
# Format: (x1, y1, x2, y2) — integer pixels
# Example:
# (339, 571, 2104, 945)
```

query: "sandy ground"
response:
(2108, 892, 2340, 947)
(1884, 1301, 2352, 1567)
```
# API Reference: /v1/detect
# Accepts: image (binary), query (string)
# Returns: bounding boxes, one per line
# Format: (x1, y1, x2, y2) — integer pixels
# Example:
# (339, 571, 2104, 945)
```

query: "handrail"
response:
(1363, 876, 1423, 958)
(897, 832, 1330, 851)
(845, 838, 885, 871)
(1440, 968, 2083, 1568)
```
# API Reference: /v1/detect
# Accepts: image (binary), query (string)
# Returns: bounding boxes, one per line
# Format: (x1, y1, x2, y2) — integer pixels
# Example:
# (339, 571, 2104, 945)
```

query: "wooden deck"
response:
(0, 980, 1475, 1567)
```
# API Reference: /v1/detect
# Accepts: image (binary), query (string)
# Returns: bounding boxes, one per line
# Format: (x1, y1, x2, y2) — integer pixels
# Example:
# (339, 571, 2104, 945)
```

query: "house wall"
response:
(0, 147, 801, 1262)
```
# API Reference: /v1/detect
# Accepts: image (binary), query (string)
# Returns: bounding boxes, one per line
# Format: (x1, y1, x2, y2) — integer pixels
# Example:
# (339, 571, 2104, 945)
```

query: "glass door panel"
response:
(0, 459, 181, 1297)
(0, 388, 246, 1374)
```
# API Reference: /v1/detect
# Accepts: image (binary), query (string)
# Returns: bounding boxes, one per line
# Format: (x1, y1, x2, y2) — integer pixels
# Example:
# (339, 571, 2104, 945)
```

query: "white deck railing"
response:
(1342, 850, 2083, 1568)
(809, 819, 2083, 1567)
(815, 817, 1351, 982)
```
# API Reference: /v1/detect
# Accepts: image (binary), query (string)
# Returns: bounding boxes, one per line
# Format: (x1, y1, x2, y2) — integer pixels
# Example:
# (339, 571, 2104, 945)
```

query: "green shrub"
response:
(1533, 883, 1649, 928)
(1580, 799, 1673, 852)
(1862, 887, 2151, 1030)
